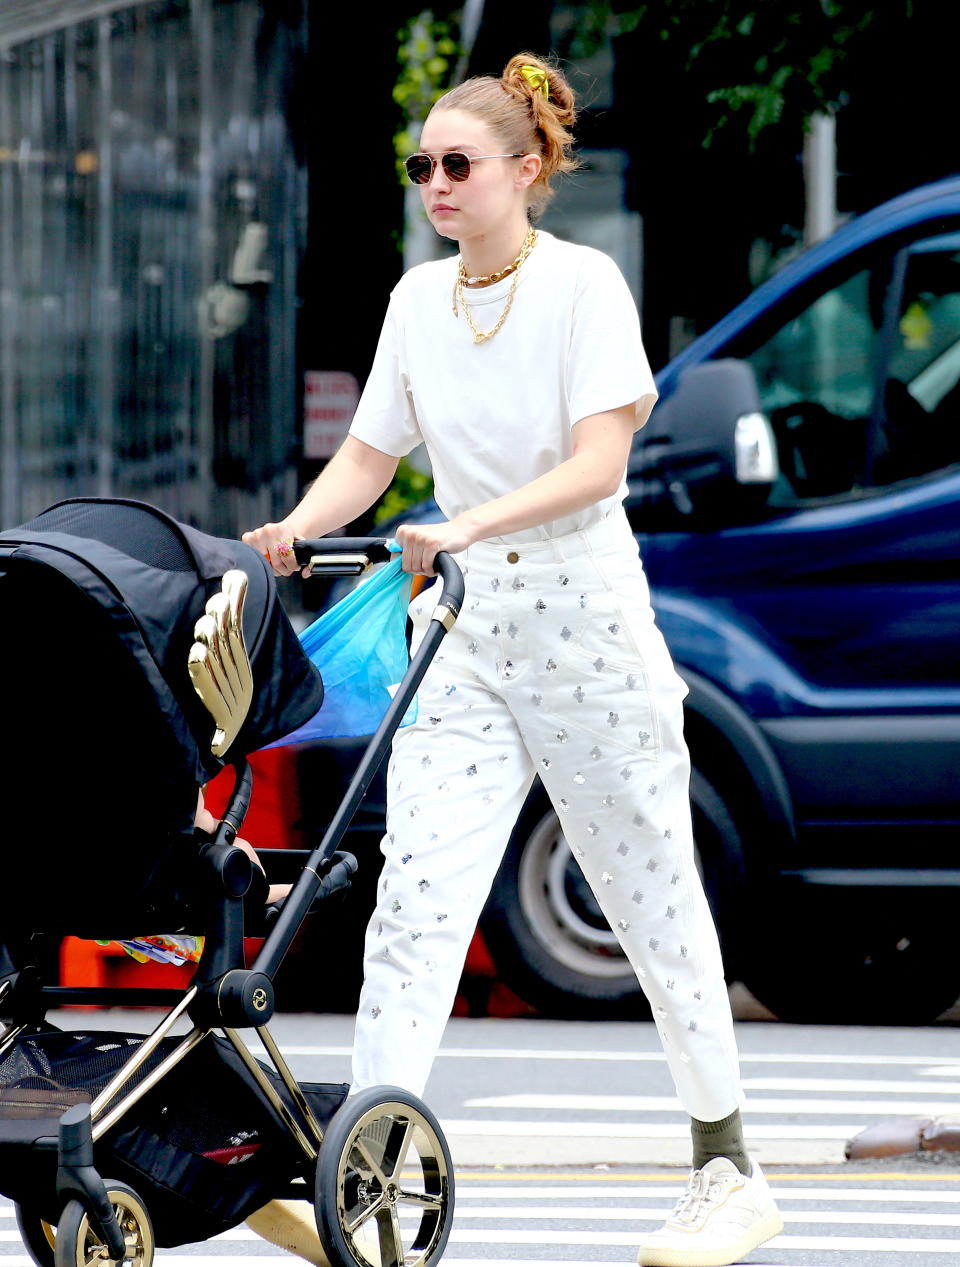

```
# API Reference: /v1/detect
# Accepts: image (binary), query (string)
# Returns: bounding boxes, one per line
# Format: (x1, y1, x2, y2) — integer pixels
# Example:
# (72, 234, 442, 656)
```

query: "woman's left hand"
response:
(395, 518, 473, 575)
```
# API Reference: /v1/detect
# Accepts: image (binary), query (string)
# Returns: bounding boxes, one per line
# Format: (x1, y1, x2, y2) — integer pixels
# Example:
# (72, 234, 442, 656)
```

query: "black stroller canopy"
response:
(0, 497, 323, 777)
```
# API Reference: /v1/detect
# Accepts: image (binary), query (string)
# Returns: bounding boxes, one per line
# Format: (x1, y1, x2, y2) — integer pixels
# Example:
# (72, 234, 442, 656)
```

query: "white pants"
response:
(351, 511, 742, 1122)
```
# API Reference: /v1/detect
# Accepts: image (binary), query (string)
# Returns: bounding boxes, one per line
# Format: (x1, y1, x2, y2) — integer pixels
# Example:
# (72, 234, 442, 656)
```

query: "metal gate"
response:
(0, 0, 306, 535)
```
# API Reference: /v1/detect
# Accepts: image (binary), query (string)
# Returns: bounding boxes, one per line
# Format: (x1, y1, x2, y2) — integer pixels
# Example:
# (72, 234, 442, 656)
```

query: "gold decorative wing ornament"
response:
(188, 569, 252, 756)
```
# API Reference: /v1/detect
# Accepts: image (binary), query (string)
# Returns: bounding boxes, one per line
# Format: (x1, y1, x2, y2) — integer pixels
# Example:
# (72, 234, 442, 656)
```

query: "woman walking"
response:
(244, 52, 782, 1267)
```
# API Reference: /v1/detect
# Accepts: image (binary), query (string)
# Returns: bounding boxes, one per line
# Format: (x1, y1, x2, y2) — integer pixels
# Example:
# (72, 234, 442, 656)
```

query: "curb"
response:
(846, 1116, 960, 1160)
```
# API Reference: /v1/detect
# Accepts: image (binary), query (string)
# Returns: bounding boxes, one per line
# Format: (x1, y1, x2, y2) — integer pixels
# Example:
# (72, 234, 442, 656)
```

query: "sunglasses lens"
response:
(443, 152, 472, 181)
(405, 155, 433, 184)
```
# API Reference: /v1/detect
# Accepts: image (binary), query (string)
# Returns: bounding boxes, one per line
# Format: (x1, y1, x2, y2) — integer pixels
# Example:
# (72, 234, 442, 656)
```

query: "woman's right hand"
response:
(242, 521, 304, 577)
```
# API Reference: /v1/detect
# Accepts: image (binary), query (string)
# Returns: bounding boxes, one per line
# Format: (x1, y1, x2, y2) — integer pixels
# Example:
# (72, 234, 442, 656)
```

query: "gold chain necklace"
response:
(461, 241, 528, 286)
(464, 263, 516, 284)
(452, 227, 537, 344)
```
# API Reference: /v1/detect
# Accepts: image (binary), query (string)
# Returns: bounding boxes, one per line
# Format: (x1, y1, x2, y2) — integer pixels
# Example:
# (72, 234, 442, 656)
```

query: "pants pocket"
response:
(543, 648, 662, 760)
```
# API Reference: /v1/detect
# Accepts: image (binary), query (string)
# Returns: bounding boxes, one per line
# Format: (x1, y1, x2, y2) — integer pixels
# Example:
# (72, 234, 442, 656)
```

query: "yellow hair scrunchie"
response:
(519, 64, 550, 100)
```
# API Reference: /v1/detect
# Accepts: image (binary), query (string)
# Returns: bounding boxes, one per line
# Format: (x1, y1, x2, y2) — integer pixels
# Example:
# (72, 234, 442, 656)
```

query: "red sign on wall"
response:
(303, 370, 359, 459)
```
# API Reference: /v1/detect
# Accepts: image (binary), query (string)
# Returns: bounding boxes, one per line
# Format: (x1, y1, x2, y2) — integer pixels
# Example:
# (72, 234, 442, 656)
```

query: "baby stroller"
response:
(0, 497, 463, 1267)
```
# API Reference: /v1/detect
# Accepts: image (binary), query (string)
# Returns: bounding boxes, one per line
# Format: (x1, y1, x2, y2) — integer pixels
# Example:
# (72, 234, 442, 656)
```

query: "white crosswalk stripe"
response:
(443, 1051, 960, 1166)
(465, 1092, 960, 1115)
(7, 1174, 960, 1262)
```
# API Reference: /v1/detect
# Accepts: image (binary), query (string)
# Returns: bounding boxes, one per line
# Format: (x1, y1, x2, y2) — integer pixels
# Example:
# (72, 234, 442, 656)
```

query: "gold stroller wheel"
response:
(315, 1085, 454, 1267)
(54, 1183, 154, 1267)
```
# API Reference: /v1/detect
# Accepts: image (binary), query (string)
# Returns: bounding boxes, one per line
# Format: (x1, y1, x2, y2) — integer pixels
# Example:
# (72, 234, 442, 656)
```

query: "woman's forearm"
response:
(457, 453, 614, 541)
(287, 436, 400, 538)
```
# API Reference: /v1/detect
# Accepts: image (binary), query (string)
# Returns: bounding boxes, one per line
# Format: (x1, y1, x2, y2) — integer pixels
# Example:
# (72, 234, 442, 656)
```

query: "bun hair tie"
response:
(519, 64, 550, 99)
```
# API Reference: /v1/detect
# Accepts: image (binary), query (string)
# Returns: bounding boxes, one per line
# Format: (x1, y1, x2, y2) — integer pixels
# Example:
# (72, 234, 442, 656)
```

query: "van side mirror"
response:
(629, 360, 778, 522)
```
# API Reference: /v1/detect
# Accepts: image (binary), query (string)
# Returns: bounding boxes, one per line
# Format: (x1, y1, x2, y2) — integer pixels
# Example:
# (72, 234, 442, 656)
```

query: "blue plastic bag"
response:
(265, 551, 416, 746)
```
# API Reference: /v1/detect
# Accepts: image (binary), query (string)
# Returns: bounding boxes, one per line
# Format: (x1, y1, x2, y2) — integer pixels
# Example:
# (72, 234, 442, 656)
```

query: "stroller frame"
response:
(0, 507, 464, 1267)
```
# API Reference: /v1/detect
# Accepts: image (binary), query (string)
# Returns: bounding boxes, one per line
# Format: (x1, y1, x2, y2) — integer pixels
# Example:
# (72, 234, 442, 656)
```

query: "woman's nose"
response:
(427, 160, 451, 190)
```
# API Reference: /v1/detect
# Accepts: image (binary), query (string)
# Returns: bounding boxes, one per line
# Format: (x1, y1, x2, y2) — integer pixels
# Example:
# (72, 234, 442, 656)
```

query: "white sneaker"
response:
(636, 1156, 783, 1267)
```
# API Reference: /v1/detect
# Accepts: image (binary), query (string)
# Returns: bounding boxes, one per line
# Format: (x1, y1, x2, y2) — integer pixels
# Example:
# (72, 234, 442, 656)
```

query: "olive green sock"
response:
(691, 1109, 750, 1176)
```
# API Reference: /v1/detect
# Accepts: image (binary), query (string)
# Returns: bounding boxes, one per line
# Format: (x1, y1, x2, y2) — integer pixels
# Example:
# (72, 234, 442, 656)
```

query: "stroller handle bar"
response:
(293, 537, 393, 577)
(293, 537, 464, 622)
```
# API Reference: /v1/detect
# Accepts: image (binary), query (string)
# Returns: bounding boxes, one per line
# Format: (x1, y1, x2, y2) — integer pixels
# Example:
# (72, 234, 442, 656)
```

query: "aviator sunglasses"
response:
(404, 150, 523, 185)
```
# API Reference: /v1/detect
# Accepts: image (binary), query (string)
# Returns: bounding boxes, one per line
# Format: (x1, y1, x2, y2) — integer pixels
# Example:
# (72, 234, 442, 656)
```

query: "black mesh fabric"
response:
(17, 501, 195, 573)
(0, 1030, 347, 1245)
(0, 1030, 174, 1105)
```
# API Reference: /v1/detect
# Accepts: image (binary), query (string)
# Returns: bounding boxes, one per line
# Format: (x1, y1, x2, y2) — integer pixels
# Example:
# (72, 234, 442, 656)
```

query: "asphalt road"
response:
(3, 1006, 959, 1265)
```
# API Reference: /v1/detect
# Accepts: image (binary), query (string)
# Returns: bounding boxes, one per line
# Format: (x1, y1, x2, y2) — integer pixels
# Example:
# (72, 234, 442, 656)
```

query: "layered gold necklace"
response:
(452, 227, 537, 344)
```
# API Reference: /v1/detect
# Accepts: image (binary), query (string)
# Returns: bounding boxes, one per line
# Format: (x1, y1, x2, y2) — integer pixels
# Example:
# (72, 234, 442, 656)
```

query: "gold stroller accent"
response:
(188, 569, 253, 757)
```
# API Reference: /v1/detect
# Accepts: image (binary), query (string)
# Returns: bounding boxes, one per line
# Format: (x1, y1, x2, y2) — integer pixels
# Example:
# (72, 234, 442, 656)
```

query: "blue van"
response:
(301, 178, 960, 1026)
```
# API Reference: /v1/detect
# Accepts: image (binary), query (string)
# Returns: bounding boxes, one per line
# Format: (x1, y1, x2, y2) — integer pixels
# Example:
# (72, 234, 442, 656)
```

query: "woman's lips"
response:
(432, 204, 457, 214)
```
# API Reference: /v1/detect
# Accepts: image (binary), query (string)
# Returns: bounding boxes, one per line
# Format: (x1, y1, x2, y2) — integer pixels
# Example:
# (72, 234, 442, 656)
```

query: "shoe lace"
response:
(670, 1168, 739, 1226)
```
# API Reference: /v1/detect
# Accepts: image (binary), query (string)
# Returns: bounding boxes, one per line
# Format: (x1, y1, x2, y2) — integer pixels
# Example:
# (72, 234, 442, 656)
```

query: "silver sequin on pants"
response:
(351, 511, 743, 1122)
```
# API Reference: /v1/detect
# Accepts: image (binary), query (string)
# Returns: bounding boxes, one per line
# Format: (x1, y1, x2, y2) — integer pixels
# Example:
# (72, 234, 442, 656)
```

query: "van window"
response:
(874, 236, 960, 485)
(742, 268, 880, 505)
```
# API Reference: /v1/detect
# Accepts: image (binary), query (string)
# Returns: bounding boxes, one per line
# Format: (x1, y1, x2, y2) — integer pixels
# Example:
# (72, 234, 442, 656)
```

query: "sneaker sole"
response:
(246, 1199, 330, 1265)
(636, 1208, 785, 1267)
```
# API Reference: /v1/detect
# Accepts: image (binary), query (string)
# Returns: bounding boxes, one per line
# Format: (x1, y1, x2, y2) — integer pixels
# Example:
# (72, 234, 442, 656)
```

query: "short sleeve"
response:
(348, 293, 423, 457)
(566, 252, 658, 430)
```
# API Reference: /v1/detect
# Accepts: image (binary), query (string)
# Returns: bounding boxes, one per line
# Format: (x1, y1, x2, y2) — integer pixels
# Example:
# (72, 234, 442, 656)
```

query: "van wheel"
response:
(479, 770, 745, 1019)
(741, 887, 960, 1024)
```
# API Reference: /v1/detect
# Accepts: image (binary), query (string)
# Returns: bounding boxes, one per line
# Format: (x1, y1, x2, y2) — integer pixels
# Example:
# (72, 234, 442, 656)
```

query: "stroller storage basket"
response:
(0, 1030, 347, 1246)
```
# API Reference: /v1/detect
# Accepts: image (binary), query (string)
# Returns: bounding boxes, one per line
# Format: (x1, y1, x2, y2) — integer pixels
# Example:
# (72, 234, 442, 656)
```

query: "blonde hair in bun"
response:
(431, 52, 578, 212)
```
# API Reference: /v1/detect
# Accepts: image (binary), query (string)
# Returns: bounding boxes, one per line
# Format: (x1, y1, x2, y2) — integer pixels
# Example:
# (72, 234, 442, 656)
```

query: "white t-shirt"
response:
(348, 230, 657, 543)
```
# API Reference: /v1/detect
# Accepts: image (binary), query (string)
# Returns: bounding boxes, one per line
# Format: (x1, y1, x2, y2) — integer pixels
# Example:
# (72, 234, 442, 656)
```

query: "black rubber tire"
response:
(741, 885, 960, 1024)
(54, 1182, 154, 1267)
(479, 770, 746, 1019)
(315, 1085, 454, 1267)
(14, 1204, 56, 1267)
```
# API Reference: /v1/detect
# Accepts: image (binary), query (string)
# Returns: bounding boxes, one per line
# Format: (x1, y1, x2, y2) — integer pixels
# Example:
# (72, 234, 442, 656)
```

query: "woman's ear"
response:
(516, 153, 542, 190)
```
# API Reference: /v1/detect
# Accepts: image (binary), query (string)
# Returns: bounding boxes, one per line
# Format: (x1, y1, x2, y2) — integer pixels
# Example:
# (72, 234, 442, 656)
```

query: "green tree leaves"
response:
(394, 11, 462, 180)
(559, 1, 911, 147)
